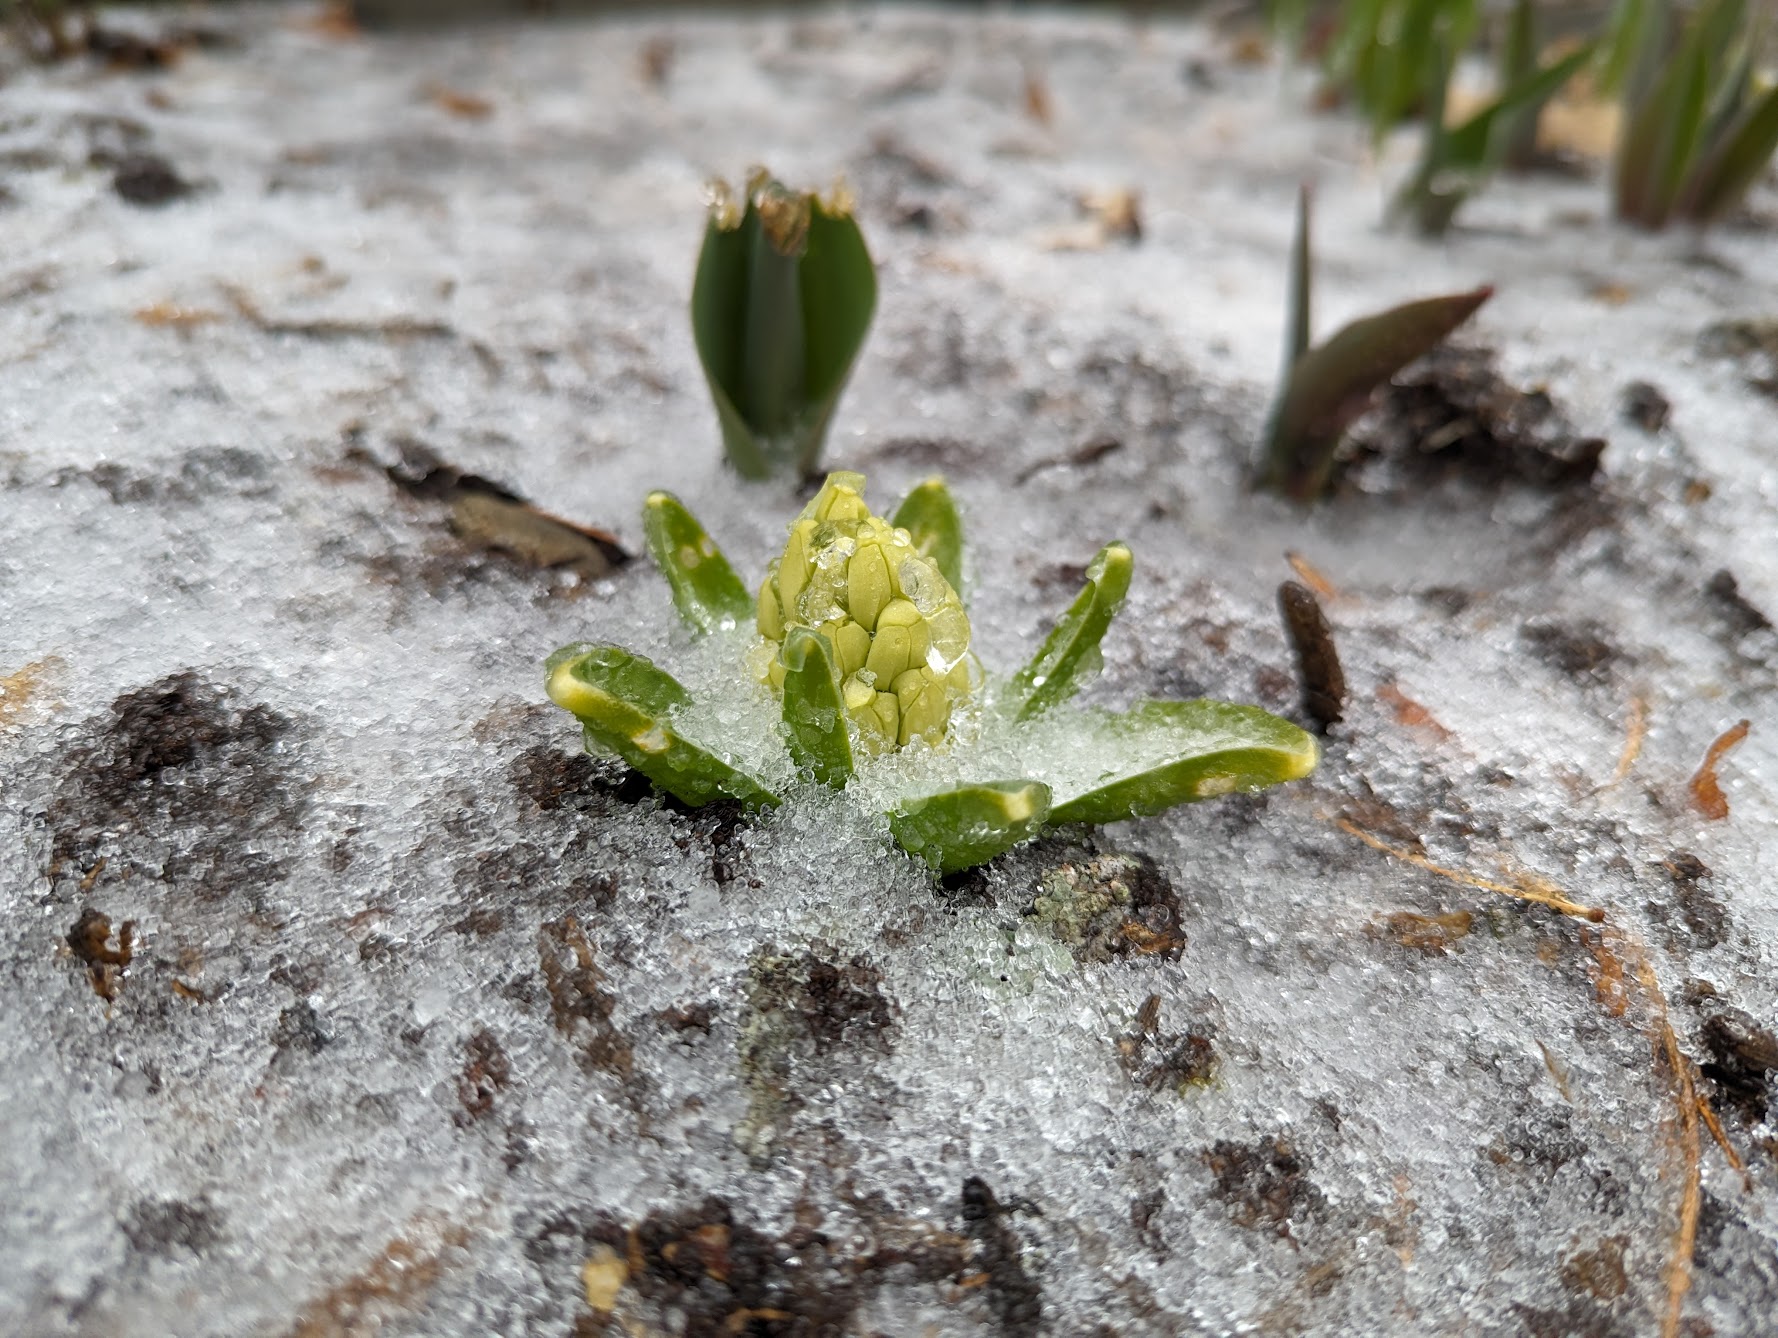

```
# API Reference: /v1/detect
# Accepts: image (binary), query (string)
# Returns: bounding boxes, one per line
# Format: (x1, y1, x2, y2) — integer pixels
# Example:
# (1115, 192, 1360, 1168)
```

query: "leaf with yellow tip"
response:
(889, 780, 1052, 875)
(1047, 700, 1318, 825)
(642, 491, 752, 635)
(545, 642, 777, 808)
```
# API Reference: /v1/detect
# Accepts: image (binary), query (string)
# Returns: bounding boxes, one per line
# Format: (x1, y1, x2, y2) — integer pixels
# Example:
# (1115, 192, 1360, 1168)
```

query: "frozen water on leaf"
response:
(0, 6, 1776, 1337)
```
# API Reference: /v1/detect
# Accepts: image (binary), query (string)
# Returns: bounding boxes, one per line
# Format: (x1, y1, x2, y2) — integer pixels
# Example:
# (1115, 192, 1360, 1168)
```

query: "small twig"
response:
(1632, 958, 1700, 1338)
(222, 283, 454, 341)
(1335, 819, 1605, 921)
(1284, 551, 1340, 601)
(1694, 1094, 1751, 1194)
(1689, 719, 1751, 820)
(1603, 693, 1649, 790)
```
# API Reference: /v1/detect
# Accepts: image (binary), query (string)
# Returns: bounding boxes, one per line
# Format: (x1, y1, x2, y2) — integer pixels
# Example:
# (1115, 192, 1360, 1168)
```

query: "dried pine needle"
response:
(1604, 693, 1648, 789)
(1335, 819, 1605, 921)
(1285, 550, 1340, 600)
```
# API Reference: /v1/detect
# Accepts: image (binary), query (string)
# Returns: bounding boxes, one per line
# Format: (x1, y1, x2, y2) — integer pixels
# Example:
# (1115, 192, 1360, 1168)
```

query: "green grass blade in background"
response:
(890, 477, 965, 597)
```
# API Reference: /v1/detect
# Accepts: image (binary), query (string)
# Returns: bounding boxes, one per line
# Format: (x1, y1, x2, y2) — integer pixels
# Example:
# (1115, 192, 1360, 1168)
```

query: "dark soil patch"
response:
(1350, 344, 1606, 490)
(1520, 619, 1625, 688)
(1202, 1136, 1325, 1239)
(1117, 994, 1218, 1093)
(121, 1197, 224, 1258)
(1024, 843, 1187, 963)
(47, 671, 306, 900)
(525, 1192, 970, 1338)
(960, 1177, 1043, 1338)
(1698, 1008, 1778, 1122)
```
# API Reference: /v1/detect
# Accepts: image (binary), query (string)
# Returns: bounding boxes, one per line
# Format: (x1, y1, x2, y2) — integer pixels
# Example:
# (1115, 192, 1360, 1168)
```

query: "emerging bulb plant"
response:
(691, 170, 876, 481)
(545, 473, 1319, 875)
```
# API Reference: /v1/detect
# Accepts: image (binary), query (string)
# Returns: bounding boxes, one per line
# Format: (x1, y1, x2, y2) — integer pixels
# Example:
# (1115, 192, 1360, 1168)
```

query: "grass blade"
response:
(778, 627, 855, 788)
(1261, 285, 1493, 502)
(1003, 541, 1134, 721)
(642, 491, 753, 635)
(1047, 700, 1319, 825)
(1682, 81, 1778, 224)
(889, 780, 1052, 874)
(545, 642, 778, 808)
(1286, 185, 1312, 369)
(890, 476, 965, 596)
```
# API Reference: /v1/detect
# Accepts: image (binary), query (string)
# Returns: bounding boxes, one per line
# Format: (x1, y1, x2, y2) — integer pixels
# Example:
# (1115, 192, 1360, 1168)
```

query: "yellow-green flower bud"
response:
(757, 472, 973, 751)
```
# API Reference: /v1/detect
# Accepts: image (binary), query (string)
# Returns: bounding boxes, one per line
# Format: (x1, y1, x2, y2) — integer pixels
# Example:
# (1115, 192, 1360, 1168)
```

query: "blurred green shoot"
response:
(1261, 187, 1492, 501)
(1394, 18, 1595, 234)
(1611, 0, 1778, 228)
(691, 169, 876, 480)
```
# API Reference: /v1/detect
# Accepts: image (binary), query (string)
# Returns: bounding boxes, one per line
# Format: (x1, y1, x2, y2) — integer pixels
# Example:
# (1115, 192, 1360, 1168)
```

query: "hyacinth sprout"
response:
(546, 473, 1318, 875)
(691, 170, 876, 480)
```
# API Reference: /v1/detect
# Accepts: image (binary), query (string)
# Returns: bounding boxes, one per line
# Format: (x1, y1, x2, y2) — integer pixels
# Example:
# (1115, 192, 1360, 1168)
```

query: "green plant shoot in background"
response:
(1273, 0, 1778, 233)
(545, 474, 1317, 876)
(1610, 0, 1778, 228)
(1393, 0, 1595, 234)
(1260, 186, 1492, 501)
(691, 170, 876, 480)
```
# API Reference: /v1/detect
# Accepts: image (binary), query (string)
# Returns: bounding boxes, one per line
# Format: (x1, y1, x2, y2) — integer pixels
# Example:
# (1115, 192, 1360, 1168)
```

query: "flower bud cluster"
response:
(755, 473, 973, 751)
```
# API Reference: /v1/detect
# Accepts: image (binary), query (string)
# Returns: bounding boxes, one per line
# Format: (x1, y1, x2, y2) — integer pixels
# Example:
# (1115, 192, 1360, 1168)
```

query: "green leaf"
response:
(1285, 185, 1312, 369)
(1446, 43, 1595, 170)
(890, 476, 965, 596)
(1402, 39, 1593, 234)
(889, 780, 1052, 875)
(1615, 24, 1711, 225)
(1047, 700, 1319, 826)
(689, 178, 877, 480)
(778, 627, 854, 788)
(1260, 285, 1493, 502)
(1003, 541, 1134, 721)
(691, 206, 775, 479)
(1682, 80, 1778, 224)
(800, 199, 878, 419)
(545, 642, 778, 808)
(641, 491, 753, 635)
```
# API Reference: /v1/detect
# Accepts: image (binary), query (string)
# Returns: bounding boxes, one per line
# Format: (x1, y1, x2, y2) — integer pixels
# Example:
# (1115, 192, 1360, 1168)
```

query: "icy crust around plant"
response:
(1, 4, 1777, 1338)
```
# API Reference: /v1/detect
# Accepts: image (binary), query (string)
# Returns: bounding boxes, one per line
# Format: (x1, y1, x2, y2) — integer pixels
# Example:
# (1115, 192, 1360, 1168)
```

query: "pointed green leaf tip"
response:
(1004, 541, 1133, 721)
(890, 477, 965, 596)
(545, 642, 777, 808)
(778, 627, 855, 788)
(890, 780, 1053, 875)
(642, 491, 752, 635)
(691, 171, 876, 479)
(1048, 700, 1318, 825)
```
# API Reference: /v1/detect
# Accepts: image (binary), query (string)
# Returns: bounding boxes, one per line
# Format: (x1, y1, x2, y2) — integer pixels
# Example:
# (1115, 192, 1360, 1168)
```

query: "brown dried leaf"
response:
(1689, 719, 1751, 820)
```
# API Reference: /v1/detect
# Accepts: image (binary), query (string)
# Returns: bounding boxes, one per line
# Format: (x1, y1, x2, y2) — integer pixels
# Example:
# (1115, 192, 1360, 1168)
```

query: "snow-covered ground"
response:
(2, 6, 1774, 1334)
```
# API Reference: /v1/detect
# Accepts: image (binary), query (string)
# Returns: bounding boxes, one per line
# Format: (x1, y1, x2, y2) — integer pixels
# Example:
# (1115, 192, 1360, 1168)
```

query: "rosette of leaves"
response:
(545, 473, 1318, 875)
(691, 170, 876, 481)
